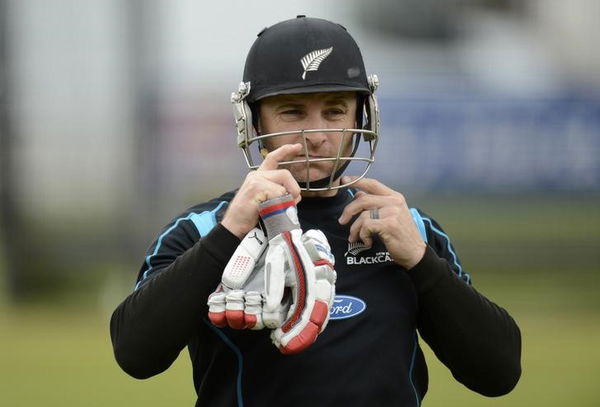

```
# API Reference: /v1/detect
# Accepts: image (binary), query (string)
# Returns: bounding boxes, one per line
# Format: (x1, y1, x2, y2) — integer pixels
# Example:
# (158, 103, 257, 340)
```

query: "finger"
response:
(242, 171, 287, 202)
(338, 194, 388, 225)
(342, 176, 397, 196)
(258, 143, 303, 172)
(358, 220, 379, 248)
(354, 190, 367, 199)
(348, 211, 369, 244)
(259, 170, 301, 202)
(349, 216, 375, 248)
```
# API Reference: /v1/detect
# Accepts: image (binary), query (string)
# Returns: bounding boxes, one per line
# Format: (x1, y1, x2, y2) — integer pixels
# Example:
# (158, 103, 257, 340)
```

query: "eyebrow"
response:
(273, 97, 351, 110)
(274, 102, 304, 111)
(323, 98, 350, 107)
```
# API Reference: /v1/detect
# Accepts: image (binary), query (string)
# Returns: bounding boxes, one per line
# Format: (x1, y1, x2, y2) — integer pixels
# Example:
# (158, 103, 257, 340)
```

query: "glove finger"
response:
(244, 291, 264, 330)
(302, 232, 335, 331)
(272, 320, 320, 355)
(278, 230, 312, 333)
(313, 269, 336, 332)
(319, 276, 336, 332)
(225, 290, 247, 329)
(273, 296, 330, 354)
(263, 292, 291, 329)
(271, 231, 316, 354)
(275, 230, 338, 354)
(207, 291, 227, 328)
(302, 229, 335, 266)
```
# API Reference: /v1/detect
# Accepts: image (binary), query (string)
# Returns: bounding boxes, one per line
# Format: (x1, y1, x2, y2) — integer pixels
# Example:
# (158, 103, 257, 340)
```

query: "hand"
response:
(207, 227, 288, 330)
(221, 144, 303, 239)
(338, 176, 426, 270)
(259, 195, 337, 354)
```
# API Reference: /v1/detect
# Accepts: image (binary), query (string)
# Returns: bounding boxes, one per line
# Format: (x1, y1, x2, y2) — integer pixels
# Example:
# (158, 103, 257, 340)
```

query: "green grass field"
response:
(1, 195, 599, 406)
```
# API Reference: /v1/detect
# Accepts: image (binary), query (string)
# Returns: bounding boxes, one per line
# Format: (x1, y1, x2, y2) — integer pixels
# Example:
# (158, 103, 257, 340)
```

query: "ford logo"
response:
(329, 295, 367, 320)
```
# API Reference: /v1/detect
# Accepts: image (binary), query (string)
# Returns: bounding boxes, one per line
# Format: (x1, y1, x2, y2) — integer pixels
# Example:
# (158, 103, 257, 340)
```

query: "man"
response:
(110, 16, 521, 406)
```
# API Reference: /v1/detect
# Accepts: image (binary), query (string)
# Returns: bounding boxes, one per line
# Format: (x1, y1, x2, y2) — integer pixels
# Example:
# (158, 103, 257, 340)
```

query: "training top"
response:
(110, 188, 521, 407)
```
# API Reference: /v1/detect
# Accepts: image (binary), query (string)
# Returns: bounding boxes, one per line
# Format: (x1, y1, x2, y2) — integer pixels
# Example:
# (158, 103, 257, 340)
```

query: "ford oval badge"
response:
(329, 295, 367, 320)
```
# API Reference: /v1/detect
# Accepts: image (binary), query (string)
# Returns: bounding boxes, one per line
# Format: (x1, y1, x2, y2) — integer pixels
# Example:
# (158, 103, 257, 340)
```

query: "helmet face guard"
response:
(232, 16, 381, 191)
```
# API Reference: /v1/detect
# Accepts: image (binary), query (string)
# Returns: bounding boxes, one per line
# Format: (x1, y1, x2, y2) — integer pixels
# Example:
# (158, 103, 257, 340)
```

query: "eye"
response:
(278, 108, 306, 122)
(282, 109, 303, 116)
(324, 108, 347, 119)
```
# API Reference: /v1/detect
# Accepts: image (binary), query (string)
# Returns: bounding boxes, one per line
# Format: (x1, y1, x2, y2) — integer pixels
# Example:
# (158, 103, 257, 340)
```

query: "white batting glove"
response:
(207, 228, 287, 330)
(259, 194, 337, 354)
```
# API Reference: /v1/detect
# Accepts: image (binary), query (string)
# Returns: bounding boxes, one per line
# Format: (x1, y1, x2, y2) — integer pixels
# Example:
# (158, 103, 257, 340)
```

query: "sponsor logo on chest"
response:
(329, 295, 366, 320)
(344, 242, 394, 265)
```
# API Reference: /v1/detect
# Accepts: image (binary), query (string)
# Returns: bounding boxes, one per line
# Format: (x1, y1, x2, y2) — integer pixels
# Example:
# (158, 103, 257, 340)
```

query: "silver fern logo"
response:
(300, 47, 333, 80)
(345, 241, 370, 256)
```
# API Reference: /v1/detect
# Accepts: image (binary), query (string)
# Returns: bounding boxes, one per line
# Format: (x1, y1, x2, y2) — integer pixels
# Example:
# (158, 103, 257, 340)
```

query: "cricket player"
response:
(110, 16, 521, 406)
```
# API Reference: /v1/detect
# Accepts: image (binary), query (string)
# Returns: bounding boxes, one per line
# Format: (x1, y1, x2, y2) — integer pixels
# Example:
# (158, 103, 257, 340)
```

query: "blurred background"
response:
(1, 0, 599, 405)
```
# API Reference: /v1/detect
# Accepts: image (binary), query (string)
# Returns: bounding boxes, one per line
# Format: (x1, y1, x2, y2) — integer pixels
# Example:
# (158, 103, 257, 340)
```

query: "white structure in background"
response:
(6, 0, 600, 226)
(8, 0, 135, 221)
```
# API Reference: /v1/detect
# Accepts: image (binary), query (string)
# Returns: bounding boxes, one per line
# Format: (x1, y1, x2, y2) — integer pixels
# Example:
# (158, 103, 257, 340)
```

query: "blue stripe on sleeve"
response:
(409, 208, 428, 243)
(421, 216, 471, 284)
(190, 201, 227, 236)
(408, 334, 421, 407)
(204, 320, 245, 407)
(134, 201, 228, 290)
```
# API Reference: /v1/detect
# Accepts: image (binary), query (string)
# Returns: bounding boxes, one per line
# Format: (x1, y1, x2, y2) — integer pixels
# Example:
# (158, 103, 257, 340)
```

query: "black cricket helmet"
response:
(232, 15, 380, 191)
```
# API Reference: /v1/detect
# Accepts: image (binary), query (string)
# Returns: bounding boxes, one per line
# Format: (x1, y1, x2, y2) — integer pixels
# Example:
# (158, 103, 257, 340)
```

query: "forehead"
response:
(260, 91, 357, 106)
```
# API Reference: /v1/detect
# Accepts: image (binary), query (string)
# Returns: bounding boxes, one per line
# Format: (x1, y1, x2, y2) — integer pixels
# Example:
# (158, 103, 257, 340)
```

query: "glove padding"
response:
(259, 195, 336, 354)
(207, 228, 288, 330)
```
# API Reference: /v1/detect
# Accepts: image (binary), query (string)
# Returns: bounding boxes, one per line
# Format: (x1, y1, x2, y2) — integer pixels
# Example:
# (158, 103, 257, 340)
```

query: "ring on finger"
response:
(369, 208, 380, 220)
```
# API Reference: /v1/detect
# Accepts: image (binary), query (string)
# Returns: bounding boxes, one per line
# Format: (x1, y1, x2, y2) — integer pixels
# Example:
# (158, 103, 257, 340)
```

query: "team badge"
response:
(345, 242, 394, 265)
(345, 241, 370, 256)
(300, 47, 333, 80)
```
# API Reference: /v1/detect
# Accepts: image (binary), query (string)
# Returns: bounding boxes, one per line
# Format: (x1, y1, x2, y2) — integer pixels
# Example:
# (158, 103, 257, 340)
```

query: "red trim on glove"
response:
(281, 231, 307, 333)
(225, 310, 246, 330)
(258, 200, 295, 219)
(313, 259, 333, 268)
(311, 300, 329, 326)
(208, 312, 227, 328)
(280, 322, 319, 355)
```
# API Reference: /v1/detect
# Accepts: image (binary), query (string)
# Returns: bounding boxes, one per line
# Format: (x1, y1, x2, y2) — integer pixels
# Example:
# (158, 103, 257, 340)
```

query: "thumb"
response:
(263, 243, 286, 312)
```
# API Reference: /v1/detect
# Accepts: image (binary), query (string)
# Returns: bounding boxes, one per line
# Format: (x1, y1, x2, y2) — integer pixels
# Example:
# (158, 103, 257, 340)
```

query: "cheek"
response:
(336, 131, 355, 153)
(262, 134, 297, 151)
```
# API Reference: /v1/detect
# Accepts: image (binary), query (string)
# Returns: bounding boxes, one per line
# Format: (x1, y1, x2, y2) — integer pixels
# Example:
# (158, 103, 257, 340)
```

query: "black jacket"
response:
(110, 188, 521, 406)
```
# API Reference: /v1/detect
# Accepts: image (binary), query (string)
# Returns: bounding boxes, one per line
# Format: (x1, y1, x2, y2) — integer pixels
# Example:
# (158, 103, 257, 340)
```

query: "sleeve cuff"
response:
(199, 223, 241, 267)
(407, 245, 453, 294)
